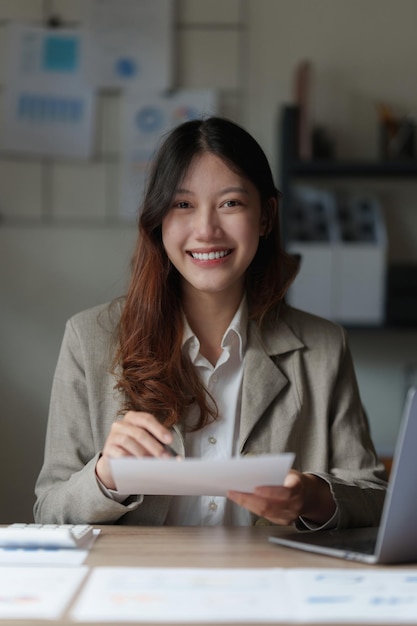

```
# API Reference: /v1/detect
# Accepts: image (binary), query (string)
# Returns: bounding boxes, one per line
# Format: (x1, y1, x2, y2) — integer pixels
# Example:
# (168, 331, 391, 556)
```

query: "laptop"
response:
(269, 386, 417, 564)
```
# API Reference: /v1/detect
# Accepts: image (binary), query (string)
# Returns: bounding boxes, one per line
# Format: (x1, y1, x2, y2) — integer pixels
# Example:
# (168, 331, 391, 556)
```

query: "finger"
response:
(254, 471, 303, 497)
(228, 490, 291, 512)
(103, 434, 148, 458)
(252, 487, 303, 520)
(253, 485, 289, 499)
(283, 470, 302, 488)
(123, 411, 174, 445)
(227, 490, 299, 525)
(108, 427, 166, 458)
(108, 418, 174, 458)
(227, 490, 281, 517)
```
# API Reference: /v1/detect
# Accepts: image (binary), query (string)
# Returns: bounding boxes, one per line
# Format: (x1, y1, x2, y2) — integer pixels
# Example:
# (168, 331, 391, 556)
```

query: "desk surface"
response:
(9, 525, 414, 626)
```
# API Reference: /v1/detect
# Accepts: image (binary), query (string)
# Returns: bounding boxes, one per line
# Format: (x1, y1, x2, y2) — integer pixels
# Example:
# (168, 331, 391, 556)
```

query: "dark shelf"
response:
(344, 323, 417, 332)
(287, 159, 417, 178)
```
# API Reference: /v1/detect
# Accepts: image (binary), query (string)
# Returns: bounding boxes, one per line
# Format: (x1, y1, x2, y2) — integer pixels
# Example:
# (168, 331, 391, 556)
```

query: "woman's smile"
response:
(187, 248, 234, 262)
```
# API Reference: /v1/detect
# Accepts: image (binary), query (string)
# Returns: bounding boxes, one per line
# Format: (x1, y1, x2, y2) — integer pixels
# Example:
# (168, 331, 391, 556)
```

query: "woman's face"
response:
(162, 152, 268, 304)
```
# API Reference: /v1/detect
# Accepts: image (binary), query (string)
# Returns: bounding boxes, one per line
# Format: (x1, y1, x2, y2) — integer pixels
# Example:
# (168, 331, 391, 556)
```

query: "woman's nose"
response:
(194, 207, 222, 239)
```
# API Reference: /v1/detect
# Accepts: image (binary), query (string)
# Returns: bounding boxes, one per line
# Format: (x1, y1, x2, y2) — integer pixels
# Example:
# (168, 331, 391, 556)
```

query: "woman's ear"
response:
(260, 197, 277, 237)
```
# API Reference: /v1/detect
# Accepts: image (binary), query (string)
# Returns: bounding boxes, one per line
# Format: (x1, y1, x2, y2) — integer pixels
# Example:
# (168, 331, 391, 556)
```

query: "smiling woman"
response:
(34, 117, 387, 530)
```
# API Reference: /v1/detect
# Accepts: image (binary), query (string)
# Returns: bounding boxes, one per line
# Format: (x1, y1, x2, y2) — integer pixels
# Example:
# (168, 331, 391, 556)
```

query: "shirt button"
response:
(212, 375, 218, 383)
(209, 501, 218, 511)
(208, 436, 217, 445)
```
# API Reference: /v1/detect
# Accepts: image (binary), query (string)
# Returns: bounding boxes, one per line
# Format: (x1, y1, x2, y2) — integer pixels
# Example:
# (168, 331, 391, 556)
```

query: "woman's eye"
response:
(223, 200, 240, 208)
(174, 201, 191, 209)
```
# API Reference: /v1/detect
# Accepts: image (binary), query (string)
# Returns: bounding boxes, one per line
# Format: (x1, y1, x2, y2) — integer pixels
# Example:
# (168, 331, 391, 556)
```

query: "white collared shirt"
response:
(165, 298, 251, 526)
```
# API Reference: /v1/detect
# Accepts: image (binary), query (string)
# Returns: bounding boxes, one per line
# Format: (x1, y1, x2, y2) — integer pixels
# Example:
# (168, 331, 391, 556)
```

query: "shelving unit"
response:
(279, 105, 417, 239)
(278, 105, 417, 328)
(285, 159, 417, 178)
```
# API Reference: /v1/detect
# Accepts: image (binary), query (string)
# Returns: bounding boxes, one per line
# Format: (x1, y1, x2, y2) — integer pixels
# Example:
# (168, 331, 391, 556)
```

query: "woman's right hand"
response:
(95, 410, 175, 490)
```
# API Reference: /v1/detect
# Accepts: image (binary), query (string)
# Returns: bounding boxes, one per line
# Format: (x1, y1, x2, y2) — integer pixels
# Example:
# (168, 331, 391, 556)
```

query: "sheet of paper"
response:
(286, 568, 417, 623)
(1, 23, 95, 159)
(119, 89, 218, 219)
(0, 566, 87, 620)
(72, 567, 417, 623)
(109, 453, 295, 496)
(84, 0, 174, 89)
(4, 23, 88, 88)
(1, 84, 95, 158)
(72, 567, 291, 623)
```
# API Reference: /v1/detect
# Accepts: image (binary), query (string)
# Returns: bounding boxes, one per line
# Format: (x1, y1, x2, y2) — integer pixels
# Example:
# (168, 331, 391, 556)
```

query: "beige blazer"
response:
(34, 300, 387, 528)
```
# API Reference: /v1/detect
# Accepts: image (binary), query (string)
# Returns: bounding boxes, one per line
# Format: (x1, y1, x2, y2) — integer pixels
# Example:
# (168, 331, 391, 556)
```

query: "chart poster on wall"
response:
(119, 90, 219, 220)
(1, 23, 94, 158)
(83, 0, 174, 90)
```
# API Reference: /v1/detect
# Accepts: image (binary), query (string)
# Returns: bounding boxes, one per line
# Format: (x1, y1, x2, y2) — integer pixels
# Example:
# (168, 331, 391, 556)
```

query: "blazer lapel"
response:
(239, 317, 304, 450)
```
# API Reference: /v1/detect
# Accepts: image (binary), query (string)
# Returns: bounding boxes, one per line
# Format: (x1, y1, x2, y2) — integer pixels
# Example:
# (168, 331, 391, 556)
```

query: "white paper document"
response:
(120, 89, 219, 219)
(71, 567, 417, 623)
(109, 453, 295, 496)
(0, 566, 87, 620)
(1, 23, 94, 158)
(72, 567, 290, 623)
(286, 568, 417, 623)
(84, 0, 174, 89)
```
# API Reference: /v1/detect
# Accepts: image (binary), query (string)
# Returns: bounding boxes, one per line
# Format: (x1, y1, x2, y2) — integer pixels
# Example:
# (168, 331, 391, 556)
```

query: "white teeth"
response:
(191, 250, 230, 261)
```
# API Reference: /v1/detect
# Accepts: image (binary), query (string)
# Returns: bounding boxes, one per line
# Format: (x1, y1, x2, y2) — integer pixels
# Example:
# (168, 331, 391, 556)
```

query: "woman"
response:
(34, 117, 387, 528)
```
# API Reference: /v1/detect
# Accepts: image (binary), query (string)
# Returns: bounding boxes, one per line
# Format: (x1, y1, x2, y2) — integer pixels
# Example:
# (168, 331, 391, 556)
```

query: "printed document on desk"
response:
(71, 567, 417, 623)
(109, 453, 295, 496)
(0, 566, 87, 620)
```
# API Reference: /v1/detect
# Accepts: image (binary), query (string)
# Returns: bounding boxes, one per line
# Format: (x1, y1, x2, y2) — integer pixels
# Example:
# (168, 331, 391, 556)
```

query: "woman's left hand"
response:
(227, 470, 336, 526)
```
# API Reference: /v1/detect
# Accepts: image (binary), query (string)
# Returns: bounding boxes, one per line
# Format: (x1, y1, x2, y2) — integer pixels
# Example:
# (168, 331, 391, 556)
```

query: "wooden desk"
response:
(9, 525, 413, 626)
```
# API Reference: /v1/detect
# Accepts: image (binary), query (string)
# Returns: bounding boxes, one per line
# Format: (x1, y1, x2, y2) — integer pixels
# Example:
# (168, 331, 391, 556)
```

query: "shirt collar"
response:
(182, 296, 248, 363)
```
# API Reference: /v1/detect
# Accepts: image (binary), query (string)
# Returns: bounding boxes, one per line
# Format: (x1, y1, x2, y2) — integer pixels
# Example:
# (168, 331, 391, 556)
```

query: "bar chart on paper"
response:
(1, 87, 94, 158)
(17, 93, 84, 123)
(1, 23, 94, 158)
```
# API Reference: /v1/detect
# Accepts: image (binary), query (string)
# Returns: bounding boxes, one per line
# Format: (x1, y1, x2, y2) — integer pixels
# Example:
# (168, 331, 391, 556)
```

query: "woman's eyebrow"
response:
(175, 187, 193, 194)
(220, 186, 249, 195)
(174, 186, 249, 195)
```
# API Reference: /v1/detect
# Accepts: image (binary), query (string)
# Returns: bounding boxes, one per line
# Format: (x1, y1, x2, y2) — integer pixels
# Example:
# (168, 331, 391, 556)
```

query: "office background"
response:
(1, 0, 417, 522)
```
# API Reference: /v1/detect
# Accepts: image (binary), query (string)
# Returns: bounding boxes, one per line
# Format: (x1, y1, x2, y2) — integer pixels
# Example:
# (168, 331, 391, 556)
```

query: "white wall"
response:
(0, 226, 135, 522)
(1, 0, 417, 522)
(247, 0, 417, 164)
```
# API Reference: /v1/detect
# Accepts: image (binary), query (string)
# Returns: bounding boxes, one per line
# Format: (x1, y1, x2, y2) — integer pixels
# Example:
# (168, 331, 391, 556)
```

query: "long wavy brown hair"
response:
(114, 117, 298, 429)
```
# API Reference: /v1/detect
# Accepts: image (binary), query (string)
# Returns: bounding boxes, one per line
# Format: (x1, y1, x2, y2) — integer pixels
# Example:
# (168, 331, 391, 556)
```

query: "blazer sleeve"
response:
(33, 314, 141, 524)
